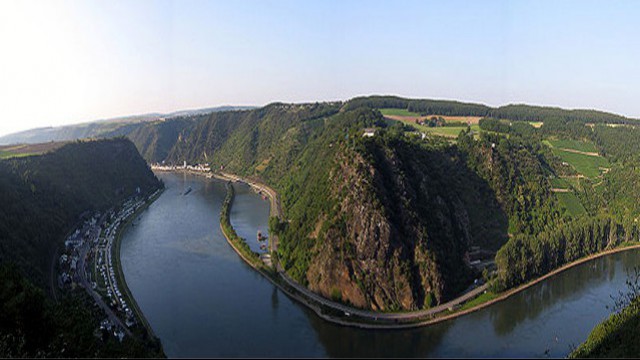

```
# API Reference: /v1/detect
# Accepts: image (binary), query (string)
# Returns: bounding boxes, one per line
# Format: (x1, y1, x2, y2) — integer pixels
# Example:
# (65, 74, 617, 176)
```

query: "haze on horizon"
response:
(1, 0, 639, 137)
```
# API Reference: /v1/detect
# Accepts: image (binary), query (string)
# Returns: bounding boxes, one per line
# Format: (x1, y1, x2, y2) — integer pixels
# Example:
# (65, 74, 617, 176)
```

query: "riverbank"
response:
(112, 188, 165, 340)
(215, 175, 490, 328)
(215, 170, 640, 329)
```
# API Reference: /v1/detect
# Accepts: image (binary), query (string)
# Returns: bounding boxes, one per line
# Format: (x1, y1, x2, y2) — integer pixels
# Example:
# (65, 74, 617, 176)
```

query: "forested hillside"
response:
(127, 118, 196, 163)
(122, 103, 519, 309)
(113, 96, 640, 311)
(0, 138, 161, 286)
(0, 106, 252, 145)
(342, 95, 640, 125)
(0, 138, 163, 357)
(4, 95, 639, 351)
(302, 128, 508, 309)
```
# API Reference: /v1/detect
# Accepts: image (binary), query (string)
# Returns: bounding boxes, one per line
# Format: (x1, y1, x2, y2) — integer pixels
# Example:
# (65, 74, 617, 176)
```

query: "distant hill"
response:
(127, 102, 511, 309)
(344, 95, 640, 124)
(0, 105, 255, 145)
(124, 96, 640, 311)
(0, 141, 69, 159)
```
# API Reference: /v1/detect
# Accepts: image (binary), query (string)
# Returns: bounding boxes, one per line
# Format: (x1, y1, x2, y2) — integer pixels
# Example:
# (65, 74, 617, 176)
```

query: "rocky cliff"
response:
(126, 103, 509, 311)
(306, 134, 507, 310)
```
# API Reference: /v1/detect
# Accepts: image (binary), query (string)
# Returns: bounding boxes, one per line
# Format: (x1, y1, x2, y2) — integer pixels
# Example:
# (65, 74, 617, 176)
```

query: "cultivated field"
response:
(379, 108, 421, 117)
(424, 124, 481, 138)
(545, 139, 598, 154)
(556, 192, 587, 216)
(0, 142, 68, 159)
(550, 177, 571, 189)
(544, 139, 609, 179)
(551, 149, 610, 179)
(403, 120, 480, 138)
(379, 108, 483, 124)
(380, 109, 481, 139)
(550, 177, 587, 216)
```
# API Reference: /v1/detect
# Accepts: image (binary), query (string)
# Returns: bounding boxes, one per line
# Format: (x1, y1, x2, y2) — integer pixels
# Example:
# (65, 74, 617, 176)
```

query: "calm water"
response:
(121, 172, 640, 358)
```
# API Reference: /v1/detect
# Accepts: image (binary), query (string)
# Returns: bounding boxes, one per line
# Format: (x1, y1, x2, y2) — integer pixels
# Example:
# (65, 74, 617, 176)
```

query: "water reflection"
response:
(271, 287, 279, 313)
(309, 316, 451, 358)
(490, 258, 611, 336)
(230, 182, 270, 254)
(121, 172, 640, 358)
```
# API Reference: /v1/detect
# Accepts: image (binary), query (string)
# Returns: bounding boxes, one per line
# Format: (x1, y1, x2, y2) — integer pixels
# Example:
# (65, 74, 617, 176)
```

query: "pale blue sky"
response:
(1, 0, 639, 136)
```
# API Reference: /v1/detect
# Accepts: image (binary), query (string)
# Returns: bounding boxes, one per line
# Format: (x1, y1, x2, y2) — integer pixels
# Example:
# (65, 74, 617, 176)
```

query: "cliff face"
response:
(126, 103, 509, 311)
(306, 149, 417, 310)
(306, 136, 507, 311)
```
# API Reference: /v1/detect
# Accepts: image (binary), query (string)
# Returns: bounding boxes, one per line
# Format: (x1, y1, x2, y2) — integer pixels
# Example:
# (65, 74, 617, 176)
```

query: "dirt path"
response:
(561, 174, 586, 179)
(556, 147, 601, 157)
(384, 114, 482, 124)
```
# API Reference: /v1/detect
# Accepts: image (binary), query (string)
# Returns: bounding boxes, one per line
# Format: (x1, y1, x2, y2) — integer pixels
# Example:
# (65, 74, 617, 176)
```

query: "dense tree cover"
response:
(128, 118, 199, 163)
(128, 97, 640, 309)
(341, 96, 640, 125)
(0, 264, 163, 358)
(489, 104, 639, 125)
(453, 128, 640, 291)
(539, 117, 593, 140)
(478, 118, 511, 133)
(478, 115, 599, 143)
(478, 118, 541, 141)
(0, 138, 161, 286)
(274, 108, 381, 284)
(343, 96, 491, 116)
(0, 139, 163, 357)
(338, 129, 507, 305)
(458, 131, 560, 235)
(592, 125, 640, 163)
(130, 103, 507, 309)
(479, 119, 640, 290)
(570, 271, 640, 358)
(142, 102, 342, 170)
(597, 166, 640, 222)
(0, 106, 252, 146)
(569, 126, 640, 356)
(495, 216, 638, 289)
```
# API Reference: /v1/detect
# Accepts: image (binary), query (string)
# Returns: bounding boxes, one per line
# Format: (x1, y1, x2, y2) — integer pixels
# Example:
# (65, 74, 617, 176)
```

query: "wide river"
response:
(121, 172, 640, 357)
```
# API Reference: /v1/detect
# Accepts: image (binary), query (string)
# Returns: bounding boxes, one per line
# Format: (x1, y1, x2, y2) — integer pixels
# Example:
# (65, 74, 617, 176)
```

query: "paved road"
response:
(219, 172, 282, 253)
(279, 269, 488, 320)
(77, 218, 132, 336)
(219, 171, 489, 323)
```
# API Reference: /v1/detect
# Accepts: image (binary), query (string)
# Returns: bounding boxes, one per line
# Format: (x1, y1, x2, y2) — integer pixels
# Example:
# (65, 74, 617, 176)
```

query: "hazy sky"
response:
(1, 0, 639, 136)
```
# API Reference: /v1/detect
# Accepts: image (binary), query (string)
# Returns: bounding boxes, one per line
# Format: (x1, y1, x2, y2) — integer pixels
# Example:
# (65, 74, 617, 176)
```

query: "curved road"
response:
(217, 171, 489, 323)
(77, 222, 132, 336)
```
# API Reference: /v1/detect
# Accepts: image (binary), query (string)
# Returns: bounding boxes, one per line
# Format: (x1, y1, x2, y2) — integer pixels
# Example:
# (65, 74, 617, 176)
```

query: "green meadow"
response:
(556, 192, 587, 216)
(547, 139, 598, 153)
(551, 148, 610, 179)
(379, 108, 421, 117)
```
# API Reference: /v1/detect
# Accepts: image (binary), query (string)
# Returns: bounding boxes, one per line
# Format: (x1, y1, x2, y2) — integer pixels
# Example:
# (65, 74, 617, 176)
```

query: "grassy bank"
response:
(216, 173, 640, 330)
(220, 182, 264, 269)
(570, 300, 640, 358)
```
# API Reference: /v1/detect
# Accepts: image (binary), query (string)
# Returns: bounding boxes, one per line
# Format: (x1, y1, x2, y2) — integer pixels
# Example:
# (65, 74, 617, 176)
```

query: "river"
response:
(120, 172, 640, 357)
